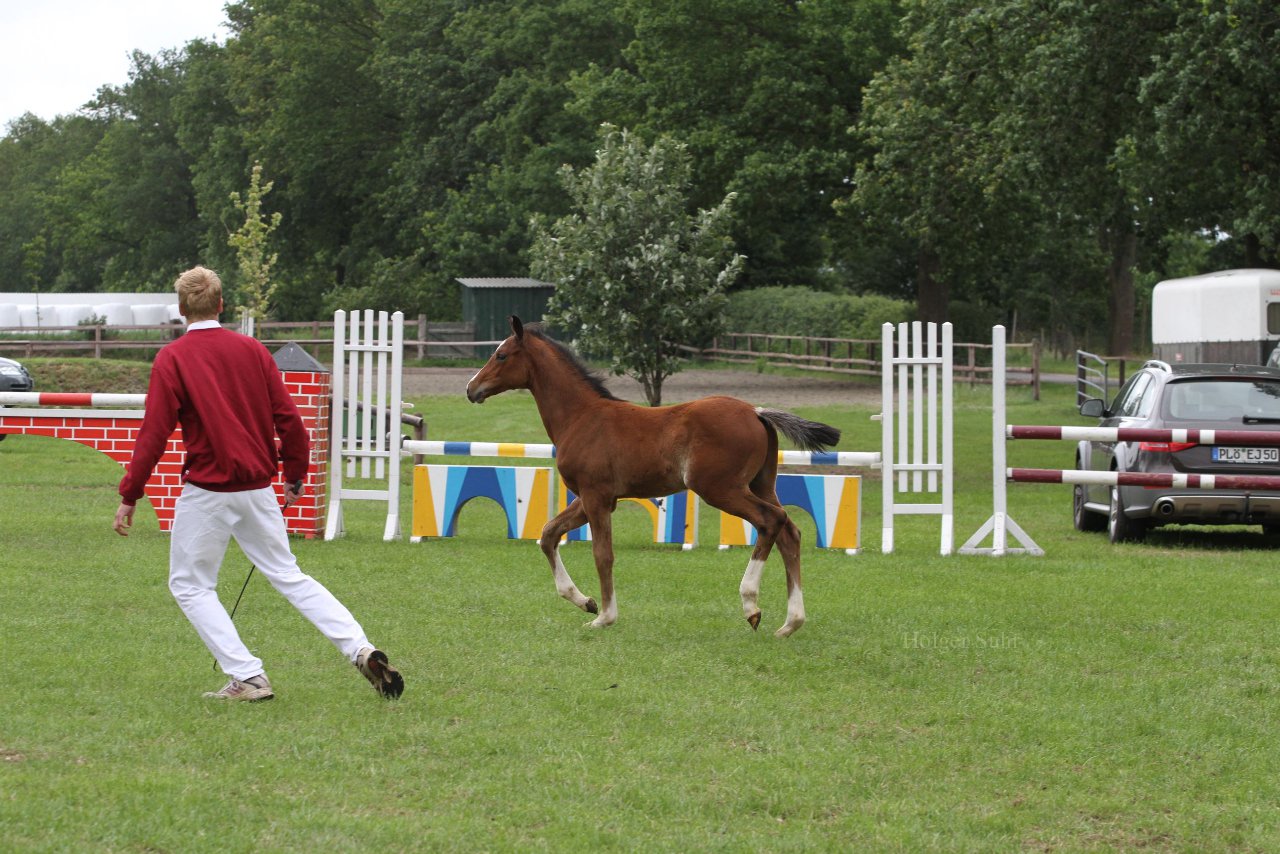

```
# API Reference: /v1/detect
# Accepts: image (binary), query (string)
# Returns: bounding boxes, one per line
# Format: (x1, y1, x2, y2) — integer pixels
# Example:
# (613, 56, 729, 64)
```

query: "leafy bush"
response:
(724, 286, 913, 340)
(77, 313, 110, 341)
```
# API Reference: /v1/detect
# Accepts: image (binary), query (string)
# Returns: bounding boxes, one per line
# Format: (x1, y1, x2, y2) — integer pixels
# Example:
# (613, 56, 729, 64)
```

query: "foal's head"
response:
(466, 315, 617, 404)
(466, 315, 536, 404)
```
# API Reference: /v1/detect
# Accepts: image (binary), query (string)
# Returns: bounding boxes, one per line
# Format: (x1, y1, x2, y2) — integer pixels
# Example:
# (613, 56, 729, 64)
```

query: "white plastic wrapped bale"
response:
(96, 303, 135, 326)
(18, 305, 48, 328)
(167, 303, 183, 323)
(0, 304, 18, 328)
(132, 304, 172, 326)
(58, 304, 95, 328)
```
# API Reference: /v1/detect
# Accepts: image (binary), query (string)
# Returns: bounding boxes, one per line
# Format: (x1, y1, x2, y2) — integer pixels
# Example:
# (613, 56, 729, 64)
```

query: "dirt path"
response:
(403, 367, 881, 409)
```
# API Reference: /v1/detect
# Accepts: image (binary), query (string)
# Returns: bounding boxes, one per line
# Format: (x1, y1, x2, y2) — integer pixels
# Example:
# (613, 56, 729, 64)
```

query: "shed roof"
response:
(455, 277, 554, 289)
(272, 341, 329, 373)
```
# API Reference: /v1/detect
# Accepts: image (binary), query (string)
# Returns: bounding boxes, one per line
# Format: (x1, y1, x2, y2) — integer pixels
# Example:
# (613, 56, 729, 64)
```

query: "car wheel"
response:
(1073, 482, 1105, 532)
(1108, 485, 1147, 544)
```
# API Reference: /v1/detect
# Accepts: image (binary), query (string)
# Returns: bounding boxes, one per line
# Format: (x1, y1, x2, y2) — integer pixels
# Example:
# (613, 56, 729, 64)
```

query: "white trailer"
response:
(1152, 268, 1280, 364)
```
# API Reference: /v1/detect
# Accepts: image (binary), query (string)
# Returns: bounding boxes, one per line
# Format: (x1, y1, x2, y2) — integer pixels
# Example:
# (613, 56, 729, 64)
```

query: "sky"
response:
(0, 0, 231, 130)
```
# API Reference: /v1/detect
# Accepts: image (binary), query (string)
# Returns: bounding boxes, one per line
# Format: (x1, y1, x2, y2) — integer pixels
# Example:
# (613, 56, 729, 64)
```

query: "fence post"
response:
(418, 313, 427, 360)
(959, 324, 1043, 556)
(1032, 340, 1041, 401)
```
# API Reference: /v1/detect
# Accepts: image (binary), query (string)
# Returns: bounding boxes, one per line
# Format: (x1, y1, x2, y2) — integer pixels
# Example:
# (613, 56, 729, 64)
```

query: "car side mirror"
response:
(1079, 398, 1106, 418)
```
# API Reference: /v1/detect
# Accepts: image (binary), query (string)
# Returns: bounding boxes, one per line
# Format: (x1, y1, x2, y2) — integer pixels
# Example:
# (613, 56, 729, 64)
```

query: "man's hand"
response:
(113, 502, 135, 537)
(283, 479, 305, 509)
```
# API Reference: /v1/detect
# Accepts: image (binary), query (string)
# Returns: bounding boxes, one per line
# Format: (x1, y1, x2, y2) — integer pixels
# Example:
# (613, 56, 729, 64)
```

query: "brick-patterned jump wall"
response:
(0, 345, 330, 538)
(280, 368, 329, 538)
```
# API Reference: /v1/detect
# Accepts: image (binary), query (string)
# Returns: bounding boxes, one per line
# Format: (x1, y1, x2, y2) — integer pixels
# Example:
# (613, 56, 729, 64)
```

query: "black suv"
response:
(1075, 361, 1280, 542)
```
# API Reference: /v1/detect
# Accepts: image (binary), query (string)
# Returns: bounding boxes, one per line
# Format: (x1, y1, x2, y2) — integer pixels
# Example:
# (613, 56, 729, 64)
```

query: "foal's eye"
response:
(496, 352, 507, 362)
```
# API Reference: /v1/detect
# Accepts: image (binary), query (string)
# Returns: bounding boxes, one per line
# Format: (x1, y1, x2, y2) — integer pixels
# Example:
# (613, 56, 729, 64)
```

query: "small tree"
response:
(530, 125, 744, 406)
(228, 162, 282, 325)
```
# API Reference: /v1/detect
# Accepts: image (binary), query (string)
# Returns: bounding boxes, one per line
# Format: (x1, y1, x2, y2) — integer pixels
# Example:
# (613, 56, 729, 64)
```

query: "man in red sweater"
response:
(113, 266, 403, 702)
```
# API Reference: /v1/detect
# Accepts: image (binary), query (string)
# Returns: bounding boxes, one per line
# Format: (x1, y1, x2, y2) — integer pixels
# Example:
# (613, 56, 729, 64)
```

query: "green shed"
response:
(456, 278, 556, 353)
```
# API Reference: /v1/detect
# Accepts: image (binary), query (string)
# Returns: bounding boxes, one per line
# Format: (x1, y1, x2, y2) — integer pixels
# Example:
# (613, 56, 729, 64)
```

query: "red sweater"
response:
(118, 323, 309, 505)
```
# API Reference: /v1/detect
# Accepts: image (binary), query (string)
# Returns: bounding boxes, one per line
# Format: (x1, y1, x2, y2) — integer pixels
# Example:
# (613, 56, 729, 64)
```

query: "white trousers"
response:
(169, 483, 370, 681)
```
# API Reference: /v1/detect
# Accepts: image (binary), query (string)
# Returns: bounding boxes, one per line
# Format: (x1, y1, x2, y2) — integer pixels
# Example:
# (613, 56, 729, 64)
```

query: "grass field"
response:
(3, 377, 1280, 851)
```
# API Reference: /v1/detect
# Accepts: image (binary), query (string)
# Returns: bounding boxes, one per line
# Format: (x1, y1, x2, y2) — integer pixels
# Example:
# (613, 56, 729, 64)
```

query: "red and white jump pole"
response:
(1007, 425, 1280, 445)
(1008, 468, 1280, 490)
(0, 392, 146, 407)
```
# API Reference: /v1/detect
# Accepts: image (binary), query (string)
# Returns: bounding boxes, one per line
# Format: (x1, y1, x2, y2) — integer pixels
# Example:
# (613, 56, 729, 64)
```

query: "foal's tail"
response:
(755, 408, 841, 452)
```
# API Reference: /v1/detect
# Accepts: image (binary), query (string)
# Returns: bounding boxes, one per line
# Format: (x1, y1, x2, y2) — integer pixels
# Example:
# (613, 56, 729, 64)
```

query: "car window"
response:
(1110, 373, 1144, 415)
(1114, 373, 1152, 418)
(1135, 378, 1159, 418)
(1164, 379, 1280, 421)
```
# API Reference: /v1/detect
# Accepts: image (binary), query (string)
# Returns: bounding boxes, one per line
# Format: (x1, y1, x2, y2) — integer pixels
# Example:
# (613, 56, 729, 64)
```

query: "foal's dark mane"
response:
(523, 323, 619, 401)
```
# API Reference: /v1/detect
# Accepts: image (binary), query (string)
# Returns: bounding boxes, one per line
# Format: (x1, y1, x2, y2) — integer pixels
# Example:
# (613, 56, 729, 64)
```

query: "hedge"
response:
(723, 286, 913, 341)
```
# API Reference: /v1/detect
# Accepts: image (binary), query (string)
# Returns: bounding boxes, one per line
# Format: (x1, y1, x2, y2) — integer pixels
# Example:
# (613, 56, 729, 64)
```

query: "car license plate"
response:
(1212, 446, 1280, 464)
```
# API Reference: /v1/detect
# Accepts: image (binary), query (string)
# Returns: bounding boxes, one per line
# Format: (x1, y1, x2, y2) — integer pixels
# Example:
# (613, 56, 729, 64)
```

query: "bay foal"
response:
(465, 316, 840, 637)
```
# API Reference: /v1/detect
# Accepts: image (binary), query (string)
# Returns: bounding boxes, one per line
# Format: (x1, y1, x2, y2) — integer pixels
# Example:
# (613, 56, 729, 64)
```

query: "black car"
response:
(0, 356, 34, 443)
(0, 356, 33, 392)
(1075, 361, 1280, 542)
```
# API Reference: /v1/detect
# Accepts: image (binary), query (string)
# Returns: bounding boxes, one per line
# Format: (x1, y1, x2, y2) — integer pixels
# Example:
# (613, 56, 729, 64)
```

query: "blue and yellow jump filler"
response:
(411, 465, 553, 541)
(718, 473, 862, 555)
(560, 489, 699, 549)
(410, 454, 861, 554)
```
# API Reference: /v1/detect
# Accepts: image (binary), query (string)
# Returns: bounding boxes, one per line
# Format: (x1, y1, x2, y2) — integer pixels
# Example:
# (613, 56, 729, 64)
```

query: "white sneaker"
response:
(203, 674, 274, 702)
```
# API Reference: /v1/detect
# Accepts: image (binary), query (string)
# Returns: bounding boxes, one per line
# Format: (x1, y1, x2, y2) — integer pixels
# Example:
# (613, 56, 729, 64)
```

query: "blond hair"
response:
(175, 266, 223, 319)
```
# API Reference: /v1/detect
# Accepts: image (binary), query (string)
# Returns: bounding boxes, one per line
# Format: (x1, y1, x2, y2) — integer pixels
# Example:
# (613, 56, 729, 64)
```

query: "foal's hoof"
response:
(746, 611, 762, 631)
(584, 598, 598, 615)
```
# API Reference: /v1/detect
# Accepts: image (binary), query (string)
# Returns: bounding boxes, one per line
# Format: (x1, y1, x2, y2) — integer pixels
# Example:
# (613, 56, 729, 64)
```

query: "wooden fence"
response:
(0, 318, 485, 360)
(1, 321, 1041, 397)
(689, 332, 1041, 398)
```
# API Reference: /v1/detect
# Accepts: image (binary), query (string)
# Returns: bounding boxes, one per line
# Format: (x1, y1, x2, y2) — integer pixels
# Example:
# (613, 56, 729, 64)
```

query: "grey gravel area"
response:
(403, 366, 881, 409)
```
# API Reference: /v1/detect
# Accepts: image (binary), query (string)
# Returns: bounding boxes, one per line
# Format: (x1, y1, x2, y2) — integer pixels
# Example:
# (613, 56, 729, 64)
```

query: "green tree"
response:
(366, 0, 631, 317)
(227, 162, 282, 321)
(0, 88, 198, 297)
(1137, 0, 1280, 267)
(568, 0, 900, 289)
(999, 1, 1173, 355)
(64, 49, 203, 291)
(170, 36, 251, 282)
(223, 0, 396, 318)
(852, 0, 1172, 354)
(531, 126, 743, 406)
(849, 1, 1037, 325)
(0, 114, 104, 293)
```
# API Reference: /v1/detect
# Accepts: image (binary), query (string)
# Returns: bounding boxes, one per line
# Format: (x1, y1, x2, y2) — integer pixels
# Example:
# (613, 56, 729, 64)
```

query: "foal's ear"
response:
(510, 315, 524, 339)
